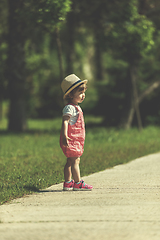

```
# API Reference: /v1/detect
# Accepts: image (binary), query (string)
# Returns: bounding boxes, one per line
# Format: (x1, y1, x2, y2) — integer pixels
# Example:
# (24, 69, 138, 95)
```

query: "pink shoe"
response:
(73, 180, 93, 191)
(63, 180, 74, 191)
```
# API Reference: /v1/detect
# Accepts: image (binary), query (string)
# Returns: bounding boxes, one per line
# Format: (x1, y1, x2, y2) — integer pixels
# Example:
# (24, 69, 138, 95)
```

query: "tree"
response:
(7, 0, 71, 131)
(0, 0, 8, 120)
(91, 0, 157, 129)
(61, 0, 160, 128)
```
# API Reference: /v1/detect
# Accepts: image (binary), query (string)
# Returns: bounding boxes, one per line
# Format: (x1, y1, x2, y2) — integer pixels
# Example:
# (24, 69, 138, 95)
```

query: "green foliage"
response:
(0, 117, 160, 204)
(26, 0, 71, 32)
(105, 1, 155, 64)
(1, 0, 160, 128)
(0, 0, 8, 99)
(85, 0, 159, 127)
(25, 35, 63, 118)
(20, 0, 72, 118)
(14, 0, 71, 34)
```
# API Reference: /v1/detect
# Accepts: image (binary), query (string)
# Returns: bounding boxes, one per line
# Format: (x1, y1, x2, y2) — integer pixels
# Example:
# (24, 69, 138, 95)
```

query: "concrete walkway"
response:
(0, 152, 160, 240)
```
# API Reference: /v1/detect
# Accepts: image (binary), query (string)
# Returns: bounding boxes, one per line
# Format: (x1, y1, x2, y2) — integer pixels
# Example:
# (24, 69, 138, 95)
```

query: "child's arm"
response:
(61, 115, 72, 147)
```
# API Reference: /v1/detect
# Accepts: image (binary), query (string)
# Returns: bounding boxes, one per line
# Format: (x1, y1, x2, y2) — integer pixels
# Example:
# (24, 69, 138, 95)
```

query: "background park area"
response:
(0, 0, 160, 204)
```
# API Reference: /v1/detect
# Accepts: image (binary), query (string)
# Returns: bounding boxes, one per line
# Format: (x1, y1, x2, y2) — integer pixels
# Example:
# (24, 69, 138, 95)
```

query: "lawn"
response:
(0, 116, 160, 204)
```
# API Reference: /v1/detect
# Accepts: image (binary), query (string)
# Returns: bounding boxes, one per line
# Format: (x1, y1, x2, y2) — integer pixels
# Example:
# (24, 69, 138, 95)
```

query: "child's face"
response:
(70, 84, 87, 105)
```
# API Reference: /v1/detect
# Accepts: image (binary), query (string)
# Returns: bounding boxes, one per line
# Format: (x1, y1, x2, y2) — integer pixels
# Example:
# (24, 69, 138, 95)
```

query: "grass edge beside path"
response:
(0, 118, 160, 205)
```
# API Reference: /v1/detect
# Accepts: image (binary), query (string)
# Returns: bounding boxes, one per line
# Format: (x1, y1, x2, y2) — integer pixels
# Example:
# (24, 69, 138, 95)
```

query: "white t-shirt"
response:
(62, 104, 82, 125)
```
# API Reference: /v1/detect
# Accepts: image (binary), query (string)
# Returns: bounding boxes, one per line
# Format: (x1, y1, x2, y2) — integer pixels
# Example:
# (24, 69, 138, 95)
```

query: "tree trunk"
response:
(138, 80, 160, 104)
(55, 28, 64, 81)
(65, 7, 75, 75)
(130, 66, 143, 131)
(119, 68, 160, 129)
(119, 68, 134, 129)
(0, 100, 2, 121)
(0, 81, 3, 121)
(94, 24, 103, 81)
(7, 0, 27, 132)
(119, 66, 143, 130)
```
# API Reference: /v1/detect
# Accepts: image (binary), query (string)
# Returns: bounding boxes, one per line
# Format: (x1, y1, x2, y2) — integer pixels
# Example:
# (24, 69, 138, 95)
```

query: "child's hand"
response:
(62, 135, 72, 147)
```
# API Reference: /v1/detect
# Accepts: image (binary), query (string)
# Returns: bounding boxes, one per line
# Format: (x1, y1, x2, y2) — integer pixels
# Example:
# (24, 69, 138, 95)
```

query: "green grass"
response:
(0, 116, 160, 205)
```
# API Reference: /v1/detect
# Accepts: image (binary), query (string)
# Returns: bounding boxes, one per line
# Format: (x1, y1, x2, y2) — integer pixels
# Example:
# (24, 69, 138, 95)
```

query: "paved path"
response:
(0, 152, 160, 240)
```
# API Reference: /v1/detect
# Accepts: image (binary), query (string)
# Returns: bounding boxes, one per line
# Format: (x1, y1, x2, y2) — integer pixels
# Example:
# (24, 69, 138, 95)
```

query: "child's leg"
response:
(64, 158, 72, 182)
(64, 157, 80, 183)
(64, 157, 93, 191)
(70, 157, 81, 183)
(64, 157, 80, 182)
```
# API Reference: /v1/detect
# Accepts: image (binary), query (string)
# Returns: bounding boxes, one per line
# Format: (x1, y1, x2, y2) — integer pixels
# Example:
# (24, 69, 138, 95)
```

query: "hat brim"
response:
(63, 79, 88, 99)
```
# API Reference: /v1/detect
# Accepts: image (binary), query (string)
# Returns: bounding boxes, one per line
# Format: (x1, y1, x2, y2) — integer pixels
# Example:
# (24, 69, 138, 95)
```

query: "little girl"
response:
(60, 74, 93, 191)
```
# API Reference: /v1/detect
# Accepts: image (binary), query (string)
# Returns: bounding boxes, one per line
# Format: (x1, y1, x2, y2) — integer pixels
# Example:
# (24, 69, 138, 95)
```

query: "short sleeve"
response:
(62, 105, 75, 117)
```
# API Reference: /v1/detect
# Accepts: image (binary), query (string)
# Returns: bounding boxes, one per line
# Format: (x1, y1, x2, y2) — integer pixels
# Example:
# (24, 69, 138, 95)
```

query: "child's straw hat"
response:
(61, 74, 88, 99)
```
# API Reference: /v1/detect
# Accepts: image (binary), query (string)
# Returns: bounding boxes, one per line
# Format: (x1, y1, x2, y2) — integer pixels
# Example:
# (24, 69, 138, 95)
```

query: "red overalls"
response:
(60, 104, 85, 158)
